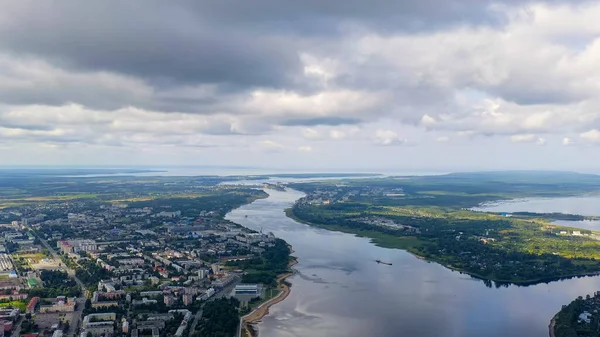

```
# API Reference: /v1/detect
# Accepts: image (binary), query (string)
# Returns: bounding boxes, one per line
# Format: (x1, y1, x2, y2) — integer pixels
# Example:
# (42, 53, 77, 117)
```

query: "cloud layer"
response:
(0, 0, 599, 170)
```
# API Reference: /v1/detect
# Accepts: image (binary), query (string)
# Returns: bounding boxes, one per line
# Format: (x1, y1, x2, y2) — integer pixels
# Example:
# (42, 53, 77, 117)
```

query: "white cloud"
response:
(331, 4, 600, 136)
(245, 89, 387, 121)
(329, 130, 346, 140)
(563, 137, 575, 146)
(456, 130, 476, 138)
(373, 130, 407, 146)
(300, 53, 338, 83)
(258, 140, 284, 149)
(0, 104, 243, 148)
(537, 138, 547, 146)
(298, 146, 313, 152)
(302, 128, 321, 140)
(421, 114, 437, 126)
(580, 129, 600, 142)
(436, 136, 450, 143)
(510, 134, 536, 143)
(300, 126, 360, 141)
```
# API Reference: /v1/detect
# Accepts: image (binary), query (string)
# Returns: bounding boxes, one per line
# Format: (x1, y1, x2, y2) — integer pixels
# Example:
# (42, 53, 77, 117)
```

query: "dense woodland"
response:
(226, 238, 291, 286)
(75, 260, 113, 287)
(28, 270, 80, 297)
(554, 293, 600, 337)
(193, 298, 240, 337)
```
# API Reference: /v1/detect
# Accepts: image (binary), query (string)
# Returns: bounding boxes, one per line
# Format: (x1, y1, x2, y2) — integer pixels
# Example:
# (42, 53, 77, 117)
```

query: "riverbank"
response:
(285, 208, 600, 286)
(240, 258, 297, 337)
(549, 314, 557, 337)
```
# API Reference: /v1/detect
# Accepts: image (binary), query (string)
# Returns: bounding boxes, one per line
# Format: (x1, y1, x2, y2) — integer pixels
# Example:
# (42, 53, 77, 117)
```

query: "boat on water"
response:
(375, 259, 392, 266)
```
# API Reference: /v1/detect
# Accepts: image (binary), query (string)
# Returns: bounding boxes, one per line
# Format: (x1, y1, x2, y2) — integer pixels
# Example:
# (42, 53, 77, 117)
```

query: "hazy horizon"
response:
(3, 165, 600, 177)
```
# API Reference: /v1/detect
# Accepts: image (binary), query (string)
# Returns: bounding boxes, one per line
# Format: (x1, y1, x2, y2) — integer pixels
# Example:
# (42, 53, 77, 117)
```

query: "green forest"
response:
(554, 293, 600, 337)
(193, 298, 240, 337)
(226, 238, 292, 286)
(27, 270, 80, 297)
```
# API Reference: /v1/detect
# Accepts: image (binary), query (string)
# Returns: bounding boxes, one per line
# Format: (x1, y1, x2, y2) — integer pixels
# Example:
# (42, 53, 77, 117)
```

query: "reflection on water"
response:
(226, 189, 600, 337)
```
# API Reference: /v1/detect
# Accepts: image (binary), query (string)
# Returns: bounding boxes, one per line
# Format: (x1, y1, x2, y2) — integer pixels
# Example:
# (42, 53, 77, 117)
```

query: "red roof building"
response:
(26, 297, 39, 314)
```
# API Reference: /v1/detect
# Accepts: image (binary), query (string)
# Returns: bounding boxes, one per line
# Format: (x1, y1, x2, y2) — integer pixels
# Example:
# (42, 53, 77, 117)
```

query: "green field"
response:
(0, 301, 27, 312)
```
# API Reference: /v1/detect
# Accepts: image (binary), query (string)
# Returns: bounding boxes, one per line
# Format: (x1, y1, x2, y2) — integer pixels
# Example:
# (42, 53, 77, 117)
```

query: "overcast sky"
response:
(2, 1, 600, 172)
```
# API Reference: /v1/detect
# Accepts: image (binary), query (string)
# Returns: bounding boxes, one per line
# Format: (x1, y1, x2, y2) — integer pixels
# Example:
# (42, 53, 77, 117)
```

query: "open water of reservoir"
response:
(226, 190, 600, 337)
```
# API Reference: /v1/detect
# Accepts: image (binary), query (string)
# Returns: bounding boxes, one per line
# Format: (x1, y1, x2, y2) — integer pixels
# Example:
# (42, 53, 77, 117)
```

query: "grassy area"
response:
(0, 202, 27, 209)
(246, 287, 280, 312)
(18, 253, 46, 262)
(109, 193, 209, 203)
(22, 193, 99, 201)
(0, 193, 100, 208)
(0, 301, 27, 312)
(286, 208, 425, 251)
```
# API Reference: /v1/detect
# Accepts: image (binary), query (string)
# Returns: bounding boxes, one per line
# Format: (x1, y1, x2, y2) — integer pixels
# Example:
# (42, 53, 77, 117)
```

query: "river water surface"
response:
(226, 190, 600, 337)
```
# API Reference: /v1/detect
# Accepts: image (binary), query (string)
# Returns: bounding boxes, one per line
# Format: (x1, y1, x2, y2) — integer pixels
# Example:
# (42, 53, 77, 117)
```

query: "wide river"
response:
(226, 190, 600, 337)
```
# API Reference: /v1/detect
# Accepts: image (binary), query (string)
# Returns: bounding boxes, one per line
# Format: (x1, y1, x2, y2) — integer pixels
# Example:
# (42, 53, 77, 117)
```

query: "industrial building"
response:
(231, 284, 263, 307)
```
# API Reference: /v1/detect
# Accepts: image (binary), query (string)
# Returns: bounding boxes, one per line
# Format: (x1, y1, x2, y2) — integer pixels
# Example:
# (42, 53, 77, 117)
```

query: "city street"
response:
(33, 233, 86, 337)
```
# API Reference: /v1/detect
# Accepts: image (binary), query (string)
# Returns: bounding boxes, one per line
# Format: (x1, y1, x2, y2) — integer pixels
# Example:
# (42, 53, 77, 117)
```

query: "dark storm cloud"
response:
(0, 1, 302, 89)
(189, 0, 585, 33)
(0, 122, 54, 132)
(0, 0, 584, 91)
(0, 79, 146, 111)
